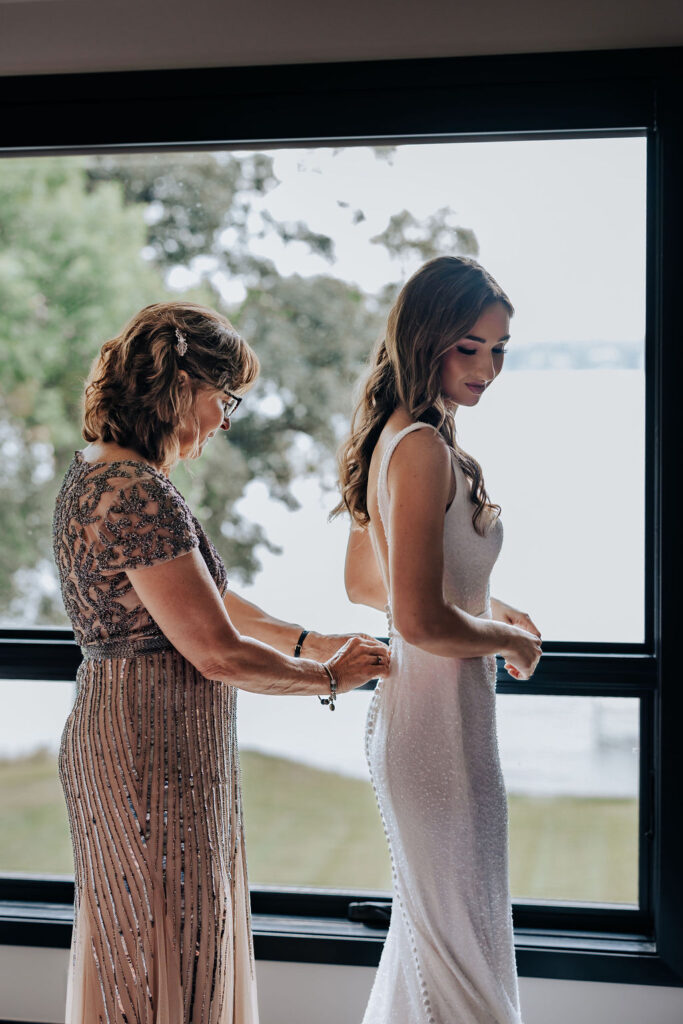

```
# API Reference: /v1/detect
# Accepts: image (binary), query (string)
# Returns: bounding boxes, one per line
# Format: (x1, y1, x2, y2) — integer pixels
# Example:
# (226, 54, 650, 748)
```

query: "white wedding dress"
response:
(363, 422, 522, 1024)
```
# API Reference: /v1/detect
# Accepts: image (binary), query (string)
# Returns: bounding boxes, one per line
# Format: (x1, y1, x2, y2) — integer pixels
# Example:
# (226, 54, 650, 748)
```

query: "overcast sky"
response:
(201, 135, 650, 643)
(231, 136, 647, 348)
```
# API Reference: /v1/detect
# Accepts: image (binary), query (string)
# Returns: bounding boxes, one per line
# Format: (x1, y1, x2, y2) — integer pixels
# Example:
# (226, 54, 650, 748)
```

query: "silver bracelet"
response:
(318, 662, 337, 711)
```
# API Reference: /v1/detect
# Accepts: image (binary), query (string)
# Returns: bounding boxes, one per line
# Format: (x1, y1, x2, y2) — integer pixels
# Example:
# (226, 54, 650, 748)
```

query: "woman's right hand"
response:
(500, 625, 542, 680)
(324, 636, 391, 694)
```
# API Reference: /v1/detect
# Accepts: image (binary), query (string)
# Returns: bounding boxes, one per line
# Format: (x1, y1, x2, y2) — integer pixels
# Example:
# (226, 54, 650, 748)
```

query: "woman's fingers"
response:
(522, 614, 542, 639)
(359, 644, 390, 668)
(510, 611, 541, 640)
(328, 638, 391, 693)
(331, 636, 390, 664)
(340, 636, 389, 659)
(504, 658, 539, 681)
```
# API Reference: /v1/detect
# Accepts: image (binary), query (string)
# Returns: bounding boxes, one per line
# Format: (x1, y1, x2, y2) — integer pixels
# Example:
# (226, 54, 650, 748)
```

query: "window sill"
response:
(1, 901, 680, 988)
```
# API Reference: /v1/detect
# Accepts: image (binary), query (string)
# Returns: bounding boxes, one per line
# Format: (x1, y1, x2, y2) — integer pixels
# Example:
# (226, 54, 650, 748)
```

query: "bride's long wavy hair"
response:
(333, 256, 513, 533)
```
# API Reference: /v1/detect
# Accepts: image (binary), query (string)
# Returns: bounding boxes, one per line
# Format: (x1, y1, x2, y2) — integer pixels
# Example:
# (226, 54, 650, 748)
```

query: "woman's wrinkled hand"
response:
(304, 630, 381, 663)
(325, 636, 391, 694)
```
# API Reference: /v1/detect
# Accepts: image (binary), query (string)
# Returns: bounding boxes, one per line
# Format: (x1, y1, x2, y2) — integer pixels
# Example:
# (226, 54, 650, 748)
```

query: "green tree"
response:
(0, 158, 176, 620)
(84, 152, 389, 579)
(0, 150, 478, 624)
(371, 207, 479, 265)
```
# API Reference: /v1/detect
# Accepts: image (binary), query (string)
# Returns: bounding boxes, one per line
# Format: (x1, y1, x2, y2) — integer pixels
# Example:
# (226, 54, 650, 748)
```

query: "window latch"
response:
(347, 901, 392, 927)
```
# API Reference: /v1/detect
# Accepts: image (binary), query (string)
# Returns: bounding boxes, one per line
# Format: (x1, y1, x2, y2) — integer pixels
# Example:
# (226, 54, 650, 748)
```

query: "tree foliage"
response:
(370, 207, 479, 265)
(0, 158, 172, 620)
(0, 150, 478, 623)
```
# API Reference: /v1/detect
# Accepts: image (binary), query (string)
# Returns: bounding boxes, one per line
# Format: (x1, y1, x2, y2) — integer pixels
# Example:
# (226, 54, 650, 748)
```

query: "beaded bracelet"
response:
(318, 662, 338, 712)
(293, 628, 309, 658)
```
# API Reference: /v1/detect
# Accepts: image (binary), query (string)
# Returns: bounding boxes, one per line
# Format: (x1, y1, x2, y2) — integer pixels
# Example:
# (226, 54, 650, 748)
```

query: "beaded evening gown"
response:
(52, 452, 258, 1024)
(363, 423, 522, 1024)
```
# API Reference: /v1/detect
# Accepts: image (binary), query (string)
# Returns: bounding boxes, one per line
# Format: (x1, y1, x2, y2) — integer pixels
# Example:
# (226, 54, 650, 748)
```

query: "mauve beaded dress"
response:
(53, 452, 258, 1024)
(362, 423, 522, 1024)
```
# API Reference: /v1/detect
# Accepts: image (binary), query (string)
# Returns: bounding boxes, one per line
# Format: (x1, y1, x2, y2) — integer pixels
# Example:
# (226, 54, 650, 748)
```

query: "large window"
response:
(1, 49, 681, 986)
(0, 138, 646, 905)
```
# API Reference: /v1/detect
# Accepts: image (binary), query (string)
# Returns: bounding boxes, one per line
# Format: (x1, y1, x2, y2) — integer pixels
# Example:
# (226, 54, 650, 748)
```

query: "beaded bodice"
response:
(52, 452, 228, 650)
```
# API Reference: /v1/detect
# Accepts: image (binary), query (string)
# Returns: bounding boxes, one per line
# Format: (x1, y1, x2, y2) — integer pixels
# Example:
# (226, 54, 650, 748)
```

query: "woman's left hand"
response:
(301, 630, 382, 663)
(490, 597, 541, 638)
(490, 598, 542, 679)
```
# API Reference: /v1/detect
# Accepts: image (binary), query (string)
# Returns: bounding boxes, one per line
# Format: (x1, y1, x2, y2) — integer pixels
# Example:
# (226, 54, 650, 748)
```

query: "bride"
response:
(335, 256, 542, 1024)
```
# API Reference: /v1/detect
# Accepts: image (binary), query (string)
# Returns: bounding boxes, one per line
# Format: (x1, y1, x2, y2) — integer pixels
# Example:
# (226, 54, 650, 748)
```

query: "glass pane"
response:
(239, 691, 639, 903)
(498, 694, 640, 905)
(464, 363, 645, 643)
(0, 679, 75, 877)
(1, 138, 646, 897)
(0, 138, 645, 644)
(238, 689, 391, 890)
(1, 682, 640, 906)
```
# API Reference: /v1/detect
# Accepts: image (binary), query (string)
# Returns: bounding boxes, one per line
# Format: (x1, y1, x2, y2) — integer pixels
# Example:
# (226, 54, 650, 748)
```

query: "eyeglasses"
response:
(222, 391, 242, 418)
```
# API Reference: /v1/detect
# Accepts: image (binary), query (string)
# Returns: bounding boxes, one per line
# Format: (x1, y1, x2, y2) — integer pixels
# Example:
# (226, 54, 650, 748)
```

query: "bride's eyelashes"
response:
(456, 346, 507, 356)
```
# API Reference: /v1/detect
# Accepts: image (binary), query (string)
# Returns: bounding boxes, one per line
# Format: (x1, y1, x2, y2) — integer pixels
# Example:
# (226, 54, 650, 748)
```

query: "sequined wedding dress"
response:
(53, 453, 258, 1024)
(363, 423, 522, 1024)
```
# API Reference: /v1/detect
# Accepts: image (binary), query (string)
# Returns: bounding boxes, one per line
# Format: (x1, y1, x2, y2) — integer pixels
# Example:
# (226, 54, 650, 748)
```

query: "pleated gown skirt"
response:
(59, 647, 258, 1024)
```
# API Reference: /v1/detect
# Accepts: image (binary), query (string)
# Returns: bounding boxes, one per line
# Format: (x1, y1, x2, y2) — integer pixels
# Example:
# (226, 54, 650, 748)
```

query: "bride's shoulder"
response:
(382, 420, 452, 489)
(385, 419, 448, 457)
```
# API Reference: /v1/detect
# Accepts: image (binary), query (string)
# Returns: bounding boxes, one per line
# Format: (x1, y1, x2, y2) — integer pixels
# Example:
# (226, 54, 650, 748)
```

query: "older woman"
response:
(52, 301, 389, 1024)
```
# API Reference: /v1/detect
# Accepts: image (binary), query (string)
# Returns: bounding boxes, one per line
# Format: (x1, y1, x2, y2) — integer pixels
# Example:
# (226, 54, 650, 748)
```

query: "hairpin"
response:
(175, 327, 188, 356)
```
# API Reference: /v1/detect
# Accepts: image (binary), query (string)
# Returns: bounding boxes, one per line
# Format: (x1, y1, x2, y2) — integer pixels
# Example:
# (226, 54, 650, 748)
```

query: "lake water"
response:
(0, 681, 639, 800)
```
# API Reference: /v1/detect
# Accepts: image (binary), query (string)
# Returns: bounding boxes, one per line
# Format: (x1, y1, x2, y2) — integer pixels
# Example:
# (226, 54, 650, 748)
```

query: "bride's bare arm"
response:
(223, 590, 303, 655)
(223, 589, 369, 662)
(386, 429, 540, 674)
(223, 589, 368, 659)
(126, 551, 389, 694)
(344, 523, 388, 611)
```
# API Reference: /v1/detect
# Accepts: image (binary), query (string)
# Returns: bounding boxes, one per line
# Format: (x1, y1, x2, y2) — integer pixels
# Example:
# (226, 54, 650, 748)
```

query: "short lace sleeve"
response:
(93, 467, 199, 573)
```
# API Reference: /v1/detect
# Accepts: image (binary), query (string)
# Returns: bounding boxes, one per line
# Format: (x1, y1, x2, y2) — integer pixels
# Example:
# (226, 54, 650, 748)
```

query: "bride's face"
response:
(439, 301, 510, 407)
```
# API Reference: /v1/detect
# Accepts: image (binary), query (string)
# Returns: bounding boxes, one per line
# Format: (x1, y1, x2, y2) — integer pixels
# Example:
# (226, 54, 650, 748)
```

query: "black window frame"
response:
(0, 45, 681, 988)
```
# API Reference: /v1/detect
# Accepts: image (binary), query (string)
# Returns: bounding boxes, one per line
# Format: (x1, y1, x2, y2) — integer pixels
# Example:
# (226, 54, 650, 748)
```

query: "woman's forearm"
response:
(393, 600, 515, 659)
(222, 589, 364, 668)
(347, 578, 389, 612)
(489, 596, 512, 623)
(200, 631, 331, 696)
(223, 590, 303, 655)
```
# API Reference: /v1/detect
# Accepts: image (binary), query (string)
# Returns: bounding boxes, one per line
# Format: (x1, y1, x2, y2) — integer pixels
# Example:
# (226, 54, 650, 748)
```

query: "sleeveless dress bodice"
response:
(363, 422, 521, 1024)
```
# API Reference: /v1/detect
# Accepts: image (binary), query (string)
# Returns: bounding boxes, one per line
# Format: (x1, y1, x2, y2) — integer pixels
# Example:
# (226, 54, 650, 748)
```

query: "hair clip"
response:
(175, 327, 188, 356)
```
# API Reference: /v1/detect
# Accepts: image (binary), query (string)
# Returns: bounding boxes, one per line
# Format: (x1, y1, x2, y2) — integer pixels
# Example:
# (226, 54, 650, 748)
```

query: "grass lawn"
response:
(0, 749, 637, 904)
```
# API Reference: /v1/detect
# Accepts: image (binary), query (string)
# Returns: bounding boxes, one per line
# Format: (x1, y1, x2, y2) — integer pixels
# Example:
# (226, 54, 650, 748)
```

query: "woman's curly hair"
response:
(82, 302, 259, 471)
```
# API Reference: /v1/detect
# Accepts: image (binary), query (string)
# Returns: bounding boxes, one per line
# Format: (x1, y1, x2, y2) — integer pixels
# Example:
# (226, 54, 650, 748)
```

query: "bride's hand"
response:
(325, 636, 391, 694)
(490, 598, 541, 642)
(500, 625, 542, 681)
